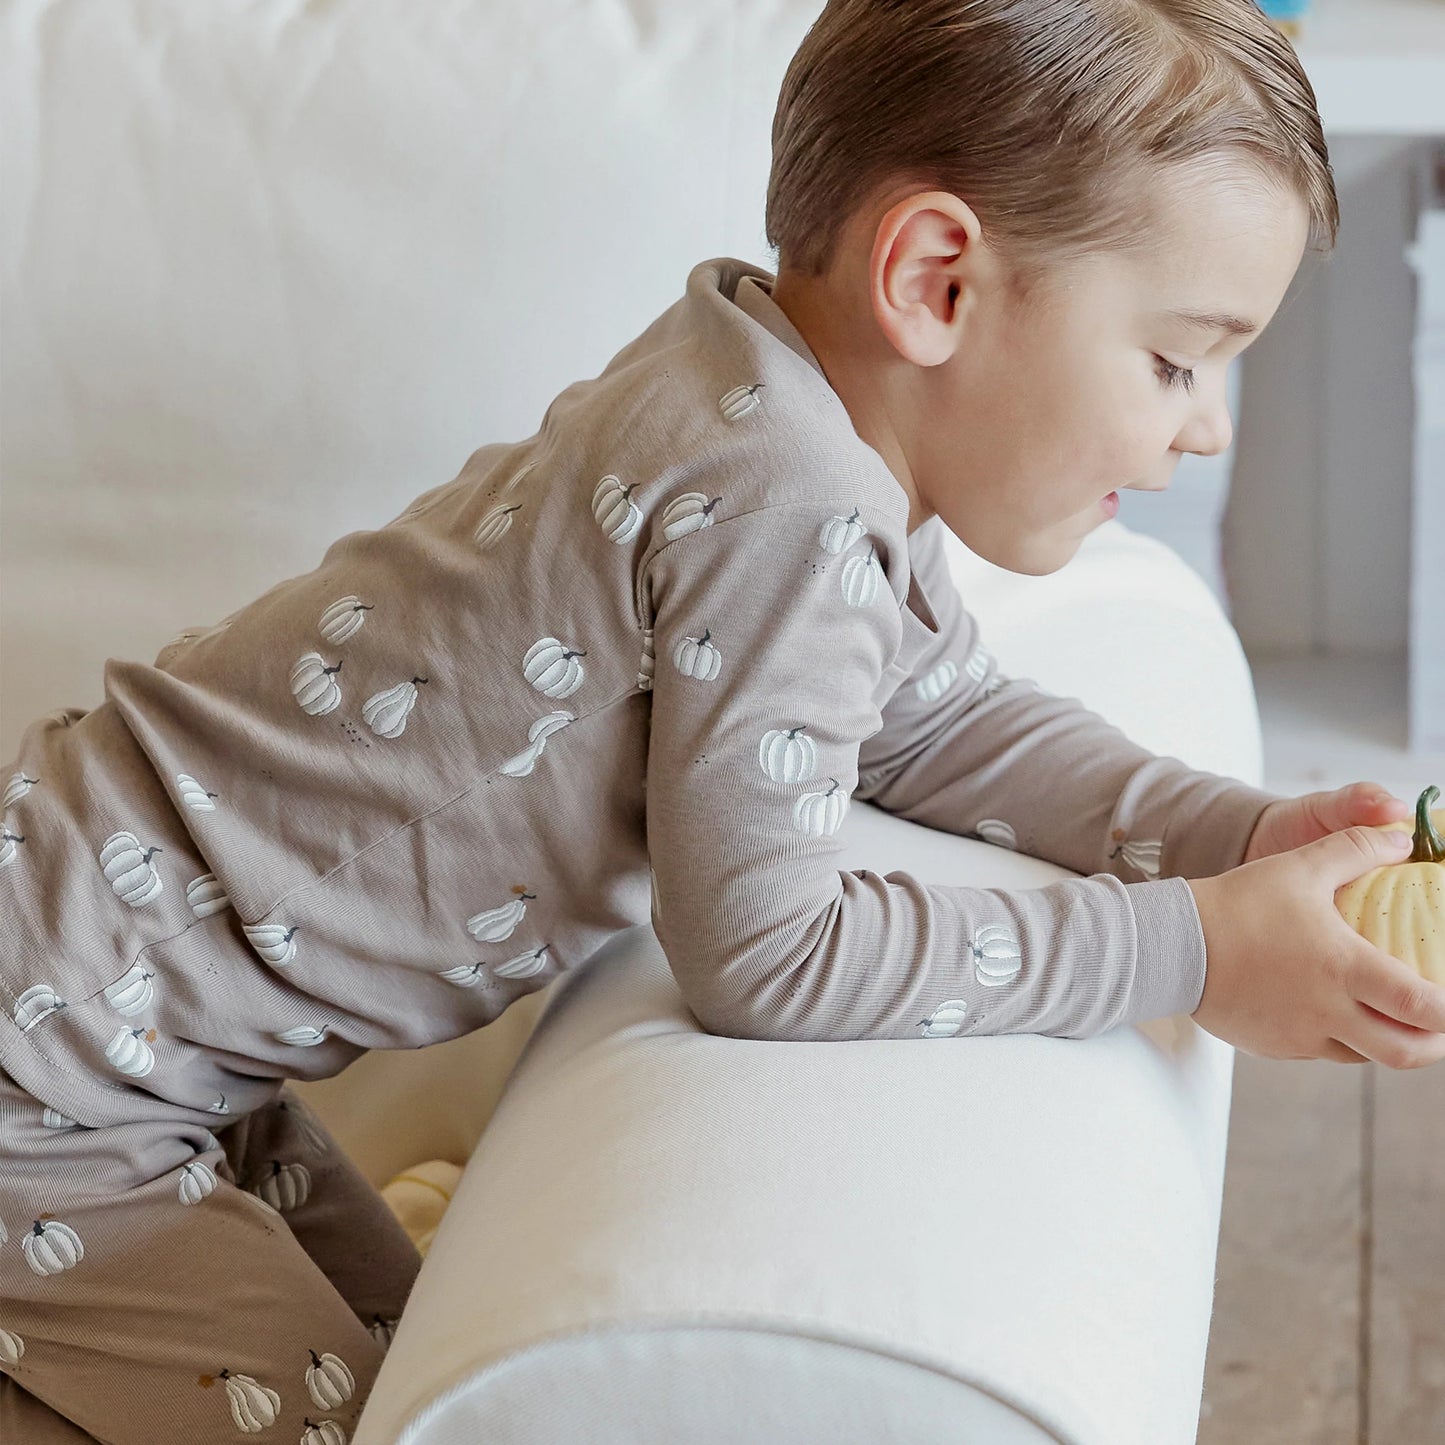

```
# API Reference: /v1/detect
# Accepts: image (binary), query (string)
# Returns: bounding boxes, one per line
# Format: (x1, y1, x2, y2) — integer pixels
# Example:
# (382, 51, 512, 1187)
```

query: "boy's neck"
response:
(770, 268, 933, 537)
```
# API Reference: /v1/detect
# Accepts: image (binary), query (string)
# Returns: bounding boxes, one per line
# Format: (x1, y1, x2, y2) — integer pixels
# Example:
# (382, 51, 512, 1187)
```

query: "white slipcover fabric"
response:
(348, 518, 1249, 1445)
(0, 3, 1258, 1440)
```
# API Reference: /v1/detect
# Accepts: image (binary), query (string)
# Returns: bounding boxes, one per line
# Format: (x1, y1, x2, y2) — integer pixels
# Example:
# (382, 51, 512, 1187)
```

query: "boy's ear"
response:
(869, 190, 984, 368)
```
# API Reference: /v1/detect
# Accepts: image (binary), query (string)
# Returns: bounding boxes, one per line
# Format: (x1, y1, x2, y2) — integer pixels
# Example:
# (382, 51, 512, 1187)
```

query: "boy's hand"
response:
(1188, 824, 1445, 1068)
(1242, 781, 1413, 864)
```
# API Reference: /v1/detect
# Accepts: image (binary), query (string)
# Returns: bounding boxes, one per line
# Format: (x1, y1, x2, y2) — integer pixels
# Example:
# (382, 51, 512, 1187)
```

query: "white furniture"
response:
(1, 4, 1269, 1441)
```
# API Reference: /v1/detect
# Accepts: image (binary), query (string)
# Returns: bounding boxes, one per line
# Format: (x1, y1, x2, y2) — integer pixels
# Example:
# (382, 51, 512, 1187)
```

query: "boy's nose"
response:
(1177, 404, 1233, 459)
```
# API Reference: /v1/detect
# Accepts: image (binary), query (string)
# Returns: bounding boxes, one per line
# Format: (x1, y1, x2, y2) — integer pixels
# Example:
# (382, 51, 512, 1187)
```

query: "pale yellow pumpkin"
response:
(1335, 785, 1445, 985)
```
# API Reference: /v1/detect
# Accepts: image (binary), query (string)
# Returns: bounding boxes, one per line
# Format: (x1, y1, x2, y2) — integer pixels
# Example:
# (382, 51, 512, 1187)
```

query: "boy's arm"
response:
(856, 517, 1284, 885)
(643, 499, 1219, 1044)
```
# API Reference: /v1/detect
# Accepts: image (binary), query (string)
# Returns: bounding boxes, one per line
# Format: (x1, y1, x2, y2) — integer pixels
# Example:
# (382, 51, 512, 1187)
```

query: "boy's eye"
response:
(1154, 356, 1196, 394)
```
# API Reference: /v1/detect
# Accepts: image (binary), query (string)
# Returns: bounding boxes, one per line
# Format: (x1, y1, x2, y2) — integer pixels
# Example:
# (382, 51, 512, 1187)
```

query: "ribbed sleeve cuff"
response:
(1125, 876, 1209, 1023)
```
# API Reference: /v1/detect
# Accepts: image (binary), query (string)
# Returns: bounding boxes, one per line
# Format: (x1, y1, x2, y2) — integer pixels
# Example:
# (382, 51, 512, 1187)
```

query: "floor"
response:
(1198, 649, 1445, 1444)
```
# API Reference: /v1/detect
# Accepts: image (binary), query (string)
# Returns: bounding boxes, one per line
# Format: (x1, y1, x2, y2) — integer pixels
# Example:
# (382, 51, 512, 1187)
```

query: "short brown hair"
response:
(766, 0, 1338, 281)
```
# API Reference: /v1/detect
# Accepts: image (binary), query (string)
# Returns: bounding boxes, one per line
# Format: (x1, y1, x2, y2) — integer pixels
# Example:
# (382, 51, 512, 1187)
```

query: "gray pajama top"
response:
(0, 257, 1280, 1130)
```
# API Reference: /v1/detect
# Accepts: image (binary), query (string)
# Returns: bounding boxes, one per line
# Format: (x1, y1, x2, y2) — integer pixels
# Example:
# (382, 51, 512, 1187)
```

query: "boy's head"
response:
(764, 0, 1336, 576)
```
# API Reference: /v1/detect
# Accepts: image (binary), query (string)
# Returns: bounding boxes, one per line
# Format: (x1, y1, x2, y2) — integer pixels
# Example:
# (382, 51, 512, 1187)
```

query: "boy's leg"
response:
(0, 1376, 97, 1443)
(0, 1069, 390, 1444)
(218, 1087, 422, 1347)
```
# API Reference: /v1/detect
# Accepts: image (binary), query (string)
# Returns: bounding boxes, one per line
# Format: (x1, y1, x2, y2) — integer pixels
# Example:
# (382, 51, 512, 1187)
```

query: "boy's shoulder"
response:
(579, 257, 912, 539)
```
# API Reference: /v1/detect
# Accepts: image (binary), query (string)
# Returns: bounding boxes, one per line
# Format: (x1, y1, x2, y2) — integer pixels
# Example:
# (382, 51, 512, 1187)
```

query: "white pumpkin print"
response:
(971, 924, 1022, 986)
(369, 1315, 399, 1352)
(0, 1327, 24, 1367)
(660, 492, 722, 541)
(99, 831, 163, 907)
(319, 596, 374, 644)
(393, 485, 446, 525)
(252, 1160, 311, 1212)
(466, 887, 535, 942)
(209, 1093, 231, 1114)
(291, 652, 344, 716)
(719, 382, 765, 421)
(103, 964, 156, 1018)
(3, 771, 37, 807)
(975, 819, 1018, 850)
(303, 1419, 348, 1445)
(919, 999, 969, 1038)
(841, 546, 882, 608)
(638, 628, 655, 691)
(41, 1107, 81, 1129)
(177, 773, 219, 811)
(496, 457, 539, 498)
(1108, 830, 1163, 880)
(819, 507, 865, 555)
(245, 923, 300, 967)
(523, 638, 587, 699)
(187, 872, 232, 918)
(22, 1218, 83, 1276)
(495, 945, 550, 980)
(14, 983, 67, 1031)
(106, 1026, 157, 1078)
(364, 676, 428, 739)
(275, 1025, 329, 1047)
(213, 1369, 281, 1433)
(592, 475, 644, 544)
(0, 825, 23, 870)
(498, 711, 574, 778)
(673, 629, 722, 681)
(759, 726, 818, 784)
(160, 627, 203, 655)
(474, 502, 522, 549)
(440, 962, 486, 988)
(306, 1349, 356, 1409)
(964, 642, 991, 685)
(916, 660, 959, 704)
(794, 780, 850, 837)
(179, 1160, 219, 1205)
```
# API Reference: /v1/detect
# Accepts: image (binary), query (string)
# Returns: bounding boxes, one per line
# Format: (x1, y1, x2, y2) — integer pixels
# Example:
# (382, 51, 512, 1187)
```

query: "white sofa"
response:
(0, 4, 1262, 1441)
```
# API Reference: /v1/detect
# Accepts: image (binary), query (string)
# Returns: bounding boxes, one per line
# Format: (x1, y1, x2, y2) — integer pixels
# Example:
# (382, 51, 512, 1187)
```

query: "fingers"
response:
(1351, 952, 1445, 1035)
(1318, 1038, 1372, 1066)
(1336, 1004, 1445, 1070)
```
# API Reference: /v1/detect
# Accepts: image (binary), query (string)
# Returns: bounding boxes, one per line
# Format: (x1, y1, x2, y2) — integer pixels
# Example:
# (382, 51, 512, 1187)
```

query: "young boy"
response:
(4, 1, 1439, 1440)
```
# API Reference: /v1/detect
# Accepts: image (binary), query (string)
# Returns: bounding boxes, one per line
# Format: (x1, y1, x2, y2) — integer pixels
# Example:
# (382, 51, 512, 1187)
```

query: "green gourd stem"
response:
(1409, 785, 1443, 864)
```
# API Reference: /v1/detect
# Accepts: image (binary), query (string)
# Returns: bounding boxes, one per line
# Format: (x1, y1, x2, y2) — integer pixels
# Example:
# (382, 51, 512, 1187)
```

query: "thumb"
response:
(1313, 822, 1413, 887)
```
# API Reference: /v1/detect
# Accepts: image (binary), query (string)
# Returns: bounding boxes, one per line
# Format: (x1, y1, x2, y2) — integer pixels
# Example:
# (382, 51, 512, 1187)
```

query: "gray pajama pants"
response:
(0, 1065, 422, 1443)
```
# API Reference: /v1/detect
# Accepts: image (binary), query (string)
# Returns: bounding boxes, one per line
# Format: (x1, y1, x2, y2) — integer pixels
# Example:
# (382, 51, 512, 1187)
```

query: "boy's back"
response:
(2, 260, 942, 1118)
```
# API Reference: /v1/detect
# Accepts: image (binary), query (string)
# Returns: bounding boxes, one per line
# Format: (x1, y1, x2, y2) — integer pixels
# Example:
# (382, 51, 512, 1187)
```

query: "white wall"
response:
(1224, 134, 1433, 655)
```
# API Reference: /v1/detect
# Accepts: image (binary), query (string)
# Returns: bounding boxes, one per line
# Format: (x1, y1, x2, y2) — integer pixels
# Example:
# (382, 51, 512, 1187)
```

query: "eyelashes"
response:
(1155, 356, 1197, 394)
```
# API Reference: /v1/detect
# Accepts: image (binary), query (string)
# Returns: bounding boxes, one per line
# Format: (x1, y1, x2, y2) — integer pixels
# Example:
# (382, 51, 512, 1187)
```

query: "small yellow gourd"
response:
(1335, 785, 1445, 985)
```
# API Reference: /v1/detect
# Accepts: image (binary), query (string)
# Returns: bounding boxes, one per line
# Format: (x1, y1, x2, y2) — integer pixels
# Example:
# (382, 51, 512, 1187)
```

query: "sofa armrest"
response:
(353, 812, 1233, 1445)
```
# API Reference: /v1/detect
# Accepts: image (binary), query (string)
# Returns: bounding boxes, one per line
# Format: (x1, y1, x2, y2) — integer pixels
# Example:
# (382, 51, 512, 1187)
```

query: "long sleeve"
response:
(642, 498, 1234, 1044)
(856, 517, 1285, 884)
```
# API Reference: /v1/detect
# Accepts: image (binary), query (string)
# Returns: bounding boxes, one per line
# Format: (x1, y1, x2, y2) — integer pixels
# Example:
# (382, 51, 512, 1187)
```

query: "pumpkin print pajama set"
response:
(0, 258, 1283, 1442)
